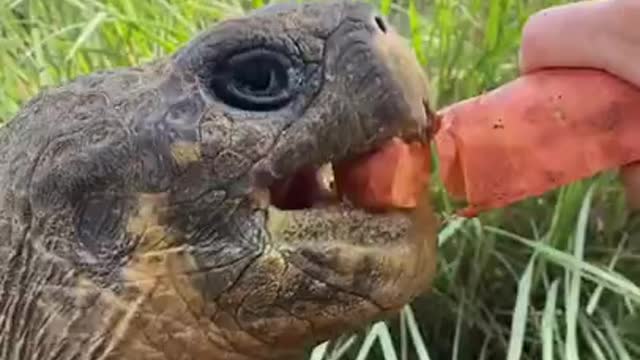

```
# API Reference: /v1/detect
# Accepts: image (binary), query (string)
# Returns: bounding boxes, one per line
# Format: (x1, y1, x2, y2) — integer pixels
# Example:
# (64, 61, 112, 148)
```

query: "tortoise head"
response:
(2, 1, 438, 359)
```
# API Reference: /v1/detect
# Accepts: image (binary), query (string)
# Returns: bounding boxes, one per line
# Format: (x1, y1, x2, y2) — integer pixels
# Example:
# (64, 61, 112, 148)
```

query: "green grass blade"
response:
(506, 255, 535, 360)
(565, 184, 595, 359)
(451, 299, 464, 360)
(578, 316, 609, 360)
(375, 322, 399, 360)
(542, 280, 560, 360)
(403, 306, 432, 360)
(438, 216, 466, 246)
(601, 311, 632, 360)
(587, 233, 627, 315)
(379, 0, 392, 16)
(327, 335, 358, 360)
(355, 325, 381, 360)
(486, 227, 640, 304)
(309, 342, 328, 360)
(65, 11, 108, 62)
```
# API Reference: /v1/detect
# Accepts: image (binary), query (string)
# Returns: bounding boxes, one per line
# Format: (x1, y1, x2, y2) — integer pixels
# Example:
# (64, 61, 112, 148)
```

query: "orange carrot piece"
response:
(435, 68, 640, 216)
(334, 137, 432, 211)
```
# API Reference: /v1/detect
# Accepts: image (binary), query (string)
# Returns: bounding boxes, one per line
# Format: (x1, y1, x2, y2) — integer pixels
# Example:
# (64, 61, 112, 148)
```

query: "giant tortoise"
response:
(0, 1, 439, 359)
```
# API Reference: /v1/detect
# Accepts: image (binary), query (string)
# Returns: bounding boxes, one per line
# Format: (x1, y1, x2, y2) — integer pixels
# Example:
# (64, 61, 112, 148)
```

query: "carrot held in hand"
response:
(435, 68, 640, 216)
(332, 68, 640, 216)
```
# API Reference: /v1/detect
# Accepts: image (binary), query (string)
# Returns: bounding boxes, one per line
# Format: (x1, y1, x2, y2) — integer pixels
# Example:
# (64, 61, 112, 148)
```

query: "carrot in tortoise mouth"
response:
(334, 68, 640, 216)
(334, 137, 433, 212)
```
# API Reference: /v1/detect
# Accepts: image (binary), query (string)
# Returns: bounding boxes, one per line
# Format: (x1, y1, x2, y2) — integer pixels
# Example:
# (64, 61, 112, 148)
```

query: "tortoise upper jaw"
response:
(253, 12, 435, 213)
(370, 18, 434, 142)
(244, 6, 434, 205)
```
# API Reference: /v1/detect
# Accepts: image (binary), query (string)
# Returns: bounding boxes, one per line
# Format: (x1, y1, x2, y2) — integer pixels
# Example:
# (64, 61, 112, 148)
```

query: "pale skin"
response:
(519, 0, 640, 209)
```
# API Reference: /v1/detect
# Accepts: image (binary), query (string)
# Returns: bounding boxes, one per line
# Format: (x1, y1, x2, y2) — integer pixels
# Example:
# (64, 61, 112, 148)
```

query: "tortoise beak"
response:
(371, 17, 435, 141)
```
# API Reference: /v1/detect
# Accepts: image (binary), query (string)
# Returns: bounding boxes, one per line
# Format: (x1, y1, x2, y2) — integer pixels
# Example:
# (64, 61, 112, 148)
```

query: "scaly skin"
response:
(0, 2, 438, 359)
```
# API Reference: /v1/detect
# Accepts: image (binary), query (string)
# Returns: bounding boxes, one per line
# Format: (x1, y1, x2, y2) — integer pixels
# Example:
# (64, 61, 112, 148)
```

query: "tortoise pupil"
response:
(236, 63, 278, 94)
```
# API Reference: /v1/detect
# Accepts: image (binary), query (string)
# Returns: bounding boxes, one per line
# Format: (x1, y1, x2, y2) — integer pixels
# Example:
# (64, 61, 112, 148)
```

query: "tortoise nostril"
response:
(374, 16, 387, 33)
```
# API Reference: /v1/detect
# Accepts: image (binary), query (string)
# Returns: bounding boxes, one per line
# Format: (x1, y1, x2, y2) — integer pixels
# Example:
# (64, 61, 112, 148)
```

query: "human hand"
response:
(519, 0, 640, 210)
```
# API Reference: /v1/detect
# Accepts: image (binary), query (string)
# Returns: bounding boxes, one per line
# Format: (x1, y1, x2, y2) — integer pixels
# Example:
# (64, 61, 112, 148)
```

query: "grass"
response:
(2, 0, 640, 359)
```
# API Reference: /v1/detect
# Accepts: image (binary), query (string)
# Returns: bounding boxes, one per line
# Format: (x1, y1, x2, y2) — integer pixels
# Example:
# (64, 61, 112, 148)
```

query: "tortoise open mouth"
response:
(268, 162, 339, 210)
(267, 101, 437, 213)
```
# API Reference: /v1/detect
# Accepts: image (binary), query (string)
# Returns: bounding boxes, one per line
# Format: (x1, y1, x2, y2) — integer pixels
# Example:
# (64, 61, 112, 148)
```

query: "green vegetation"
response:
(2, 0, 639, 359)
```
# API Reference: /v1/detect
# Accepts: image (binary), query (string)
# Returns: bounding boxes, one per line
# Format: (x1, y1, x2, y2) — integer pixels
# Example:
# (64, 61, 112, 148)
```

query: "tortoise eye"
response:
(210, 49, 294, 111)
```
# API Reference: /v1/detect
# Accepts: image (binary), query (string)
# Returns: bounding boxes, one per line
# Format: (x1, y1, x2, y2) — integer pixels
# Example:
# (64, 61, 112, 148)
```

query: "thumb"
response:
(519, 1, 609, 74)
(519, 0, 640, 87)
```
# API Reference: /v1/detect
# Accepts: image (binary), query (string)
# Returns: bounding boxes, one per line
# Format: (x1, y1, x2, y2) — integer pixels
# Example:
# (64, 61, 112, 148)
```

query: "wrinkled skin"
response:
(0, 2, 438, 359)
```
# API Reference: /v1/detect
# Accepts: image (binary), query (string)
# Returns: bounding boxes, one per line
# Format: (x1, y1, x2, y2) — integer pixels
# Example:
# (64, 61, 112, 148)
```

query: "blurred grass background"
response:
(1, 0, 639, 359)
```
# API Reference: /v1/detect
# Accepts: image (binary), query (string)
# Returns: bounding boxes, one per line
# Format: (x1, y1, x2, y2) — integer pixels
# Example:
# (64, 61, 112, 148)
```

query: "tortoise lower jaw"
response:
(264, 185, 438, 310)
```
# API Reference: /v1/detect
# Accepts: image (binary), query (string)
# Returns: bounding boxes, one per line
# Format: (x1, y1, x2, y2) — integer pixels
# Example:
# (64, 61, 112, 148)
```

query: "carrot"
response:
(435, 68, 640, 216)
(334, 137, 432, 211)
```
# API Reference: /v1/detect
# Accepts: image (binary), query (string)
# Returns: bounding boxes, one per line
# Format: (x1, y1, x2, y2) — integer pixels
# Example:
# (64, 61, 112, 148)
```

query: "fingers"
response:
(596, 0, 640, 88)
(519, 1, 610, 74)
(519, 0, 640, 87)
